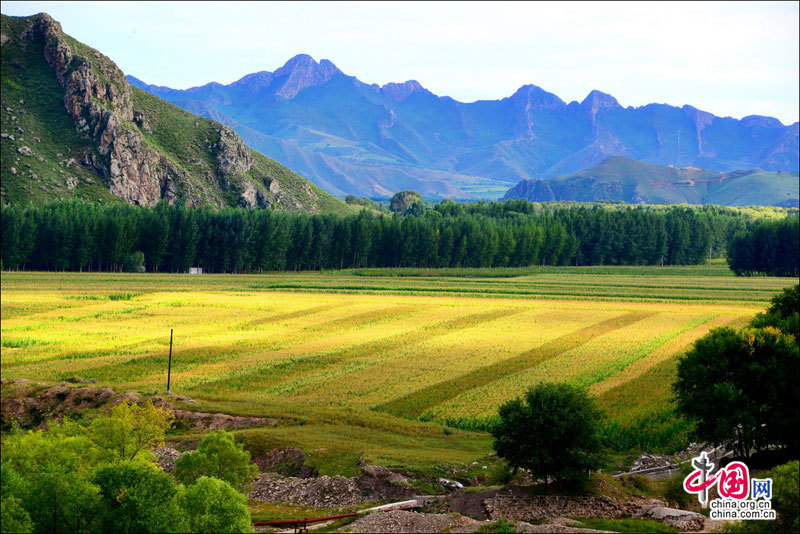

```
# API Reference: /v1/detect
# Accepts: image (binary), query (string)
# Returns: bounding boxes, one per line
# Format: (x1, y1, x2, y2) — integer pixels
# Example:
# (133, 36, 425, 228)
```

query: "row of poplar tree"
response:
(0, 199, 778, 273)
(727, 217, 799, 277)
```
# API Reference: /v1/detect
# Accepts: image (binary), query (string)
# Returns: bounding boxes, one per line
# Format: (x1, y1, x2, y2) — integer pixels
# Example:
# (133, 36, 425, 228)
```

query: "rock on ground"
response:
(638, 506, 706, 531)
(152, 447, 183, 473)
(248, 465, 418, 507)
(342, 511, 481, 533)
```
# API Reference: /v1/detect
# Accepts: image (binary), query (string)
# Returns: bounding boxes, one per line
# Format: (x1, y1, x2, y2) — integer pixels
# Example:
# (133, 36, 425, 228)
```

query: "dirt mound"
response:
(1, 380, 116, 427)
(252, 446, 317, 477)
(249, 465, 417, 507)
(357, 465, 417, 501)
(449, 486, 666, 522)
(171, 409, 276, 430)
(250, 472, 367, 507)
(0, 379, 277, 431)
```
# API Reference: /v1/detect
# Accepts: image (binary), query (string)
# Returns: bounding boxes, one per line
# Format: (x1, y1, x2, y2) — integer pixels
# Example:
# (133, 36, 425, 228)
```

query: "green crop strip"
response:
(376, 311, 656, 419)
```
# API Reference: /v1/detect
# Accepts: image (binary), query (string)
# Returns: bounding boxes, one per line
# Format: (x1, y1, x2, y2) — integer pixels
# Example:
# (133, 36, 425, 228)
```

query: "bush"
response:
(490, 382, 604, 488)
(721, 461, 799, 533)
(180, 476, 254, 533)
(750, 284, 799, 341)
(174, 430, 257, 490)
(770, 461, 799, 534)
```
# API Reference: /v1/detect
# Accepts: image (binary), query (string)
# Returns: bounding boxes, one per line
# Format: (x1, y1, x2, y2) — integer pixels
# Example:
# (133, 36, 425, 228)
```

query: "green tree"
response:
(674, 327, 800, 457)
(93, 461, 187, 533)
(122, 251, 145, 273)
(88, 400, 174, 462)
(179, 476, 254, 533)
(750, 284, 799, 341)
(389, 190, 423, 215)
(1, 464, 33, 534)
(1, 429, 101, 533)
(491, 383, 604, 487)
(174, 430, 257, 491)
(1, 496, 33, 534)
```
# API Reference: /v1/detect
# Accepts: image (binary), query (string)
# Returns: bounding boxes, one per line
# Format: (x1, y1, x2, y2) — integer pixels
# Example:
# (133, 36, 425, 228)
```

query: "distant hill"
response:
(130, 54, 799, 199)
(0, 14, 349, 214)
(502, 156, 799, 207)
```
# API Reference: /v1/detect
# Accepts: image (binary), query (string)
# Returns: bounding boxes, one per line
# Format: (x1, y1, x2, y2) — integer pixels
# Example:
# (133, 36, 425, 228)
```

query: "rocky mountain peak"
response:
(510, 84, 566, 110)
(740, 115, 785, 129)
(380, 80, 427, 102)
(272, 54, 342, 99)
(581, 90, 621, 114)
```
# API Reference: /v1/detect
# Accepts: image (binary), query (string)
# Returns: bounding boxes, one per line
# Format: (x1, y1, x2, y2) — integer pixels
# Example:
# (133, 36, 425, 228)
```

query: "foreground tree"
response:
(174, 430, 257, 491)
(750, 284, 799, 341)
(491, 383, 603, 487)
(180, 476, 255, 533)
(1, 405, 255, 533)
(674, 326, 799, 457)
(94, 461, 187, 533)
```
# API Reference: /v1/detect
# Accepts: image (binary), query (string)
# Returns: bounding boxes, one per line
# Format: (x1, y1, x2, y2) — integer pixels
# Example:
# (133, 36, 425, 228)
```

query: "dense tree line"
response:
(0, 199, 775, 273)
(727, 217, 799, 277)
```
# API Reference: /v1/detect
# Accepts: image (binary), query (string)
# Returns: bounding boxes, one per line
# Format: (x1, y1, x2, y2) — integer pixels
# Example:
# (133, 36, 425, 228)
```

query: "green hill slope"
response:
(0, 13, 350, 214)
(503, 156, 799, 207)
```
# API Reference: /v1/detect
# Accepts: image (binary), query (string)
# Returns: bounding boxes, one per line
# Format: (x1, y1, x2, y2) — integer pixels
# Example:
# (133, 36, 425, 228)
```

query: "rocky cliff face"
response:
(2, 13, 318, 210)
(33, 13, 169, 206)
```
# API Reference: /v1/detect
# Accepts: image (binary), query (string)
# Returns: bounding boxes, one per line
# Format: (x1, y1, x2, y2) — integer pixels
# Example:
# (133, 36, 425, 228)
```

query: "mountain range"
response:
(0, 14, 349, 214)
(503, 156, 799, 207)
(130, 54, 799, 200)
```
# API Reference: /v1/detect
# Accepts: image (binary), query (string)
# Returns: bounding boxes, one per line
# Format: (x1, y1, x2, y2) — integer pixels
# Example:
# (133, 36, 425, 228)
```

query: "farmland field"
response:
(1, 264, 794, 467)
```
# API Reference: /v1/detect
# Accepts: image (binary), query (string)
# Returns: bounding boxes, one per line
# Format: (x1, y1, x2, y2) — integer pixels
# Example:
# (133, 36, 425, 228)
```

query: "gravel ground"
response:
(340, 511, 613, 533)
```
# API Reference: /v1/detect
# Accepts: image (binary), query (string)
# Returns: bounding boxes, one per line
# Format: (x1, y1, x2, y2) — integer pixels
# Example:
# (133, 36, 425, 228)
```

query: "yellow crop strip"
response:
(1, 268, 792, 461)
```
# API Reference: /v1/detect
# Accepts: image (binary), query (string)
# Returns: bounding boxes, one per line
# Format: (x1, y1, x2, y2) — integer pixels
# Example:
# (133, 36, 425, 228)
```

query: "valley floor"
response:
(1, 264, 792, 472)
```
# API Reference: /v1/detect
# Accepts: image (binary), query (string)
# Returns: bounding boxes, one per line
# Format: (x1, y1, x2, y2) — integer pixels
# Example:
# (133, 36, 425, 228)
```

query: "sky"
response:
(2, 1, 798, 125)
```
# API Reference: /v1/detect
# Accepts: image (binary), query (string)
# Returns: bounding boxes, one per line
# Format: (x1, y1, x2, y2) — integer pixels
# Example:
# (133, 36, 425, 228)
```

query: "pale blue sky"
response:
(3, 1, 798, 124)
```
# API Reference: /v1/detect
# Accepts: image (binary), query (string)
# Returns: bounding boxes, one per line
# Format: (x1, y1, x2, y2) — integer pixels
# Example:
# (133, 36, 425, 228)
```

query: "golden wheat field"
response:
(0, 267, 793, 464)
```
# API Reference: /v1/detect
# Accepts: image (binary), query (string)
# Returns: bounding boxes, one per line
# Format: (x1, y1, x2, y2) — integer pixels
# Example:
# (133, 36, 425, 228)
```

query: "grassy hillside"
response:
(0, 15, 117, 204)
(504, 156, 799, 207)
(0, 13, 351, 215)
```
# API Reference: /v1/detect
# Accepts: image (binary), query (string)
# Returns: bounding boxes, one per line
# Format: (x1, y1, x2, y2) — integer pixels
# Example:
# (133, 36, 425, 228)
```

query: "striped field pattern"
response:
(1, 266, 793, 460)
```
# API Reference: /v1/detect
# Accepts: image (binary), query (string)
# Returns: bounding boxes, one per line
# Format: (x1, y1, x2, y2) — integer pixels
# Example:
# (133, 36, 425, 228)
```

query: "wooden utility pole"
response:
(167, 329, 173, 394)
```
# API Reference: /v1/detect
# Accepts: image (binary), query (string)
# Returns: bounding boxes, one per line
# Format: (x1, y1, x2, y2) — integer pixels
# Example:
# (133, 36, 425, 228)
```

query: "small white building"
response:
(188, 267, 203, 274)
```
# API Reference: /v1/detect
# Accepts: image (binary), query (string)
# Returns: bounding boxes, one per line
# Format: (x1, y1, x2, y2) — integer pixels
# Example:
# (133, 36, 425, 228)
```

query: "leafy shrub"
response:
(721, 461, 799, 533)
(179, 476, 254, 533)
(174, 430, 257, 490)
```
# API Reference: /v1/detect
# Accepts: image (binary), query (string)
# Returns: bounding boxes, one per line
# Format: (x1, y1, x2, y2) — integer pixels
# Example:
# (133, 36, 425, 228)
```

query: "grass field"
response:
(1, 265, 793, 469)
